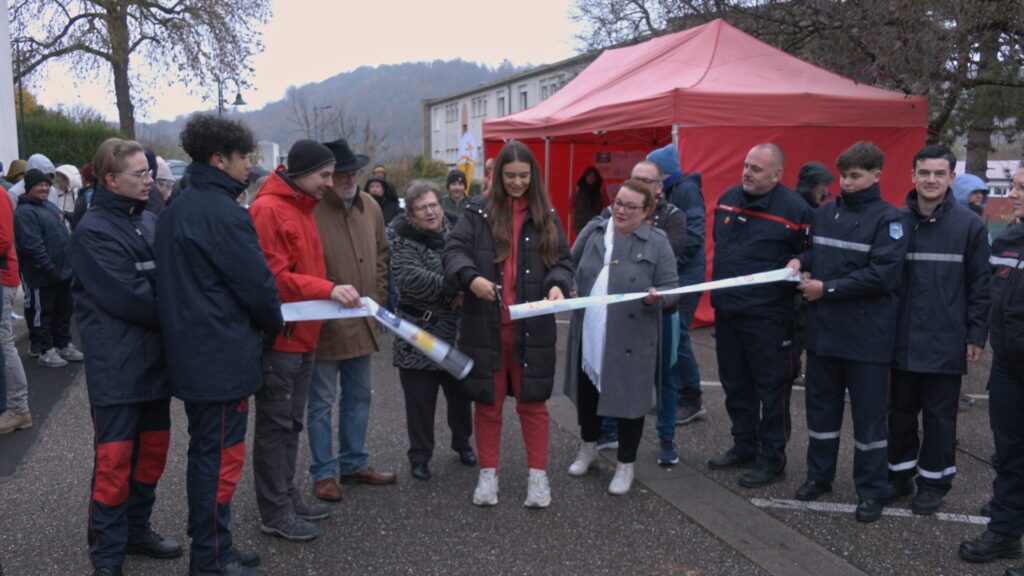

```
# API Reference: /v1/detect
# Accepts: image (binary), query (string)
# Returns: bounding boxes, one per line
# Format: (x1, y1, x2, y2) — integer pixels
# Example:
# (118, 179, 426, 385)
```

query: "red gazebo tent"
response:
(483, 18, 928, 324)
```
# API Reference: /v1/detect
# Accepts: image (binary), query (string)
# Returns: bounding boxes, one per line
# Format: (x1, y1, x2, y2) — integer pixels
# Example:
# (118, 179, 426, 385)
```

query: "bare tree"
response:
(10, 0, 271, 138)
(283, 87, 390, 157)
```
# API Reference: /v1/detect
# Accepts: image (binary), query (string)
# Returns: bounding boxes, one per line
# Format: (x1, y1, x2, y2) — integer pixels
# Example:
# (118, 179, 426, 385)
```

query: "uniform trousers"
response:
(185, 398, 248, 572)
(399, 368, 472, 464)
(715, 311, 794, 471)
(88, 399, 171, 568)
(887, 370, 961, 494)
(804, 353, 889, 500)
(988, 359, 1024, 537)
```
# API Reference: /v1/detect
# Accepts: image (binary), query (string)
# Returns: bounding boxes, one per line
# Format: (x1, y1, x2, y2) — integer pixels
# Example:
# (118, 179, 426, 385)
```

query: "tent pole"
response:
(568, 142, 575, 235)
(544, 137, 551, 193)
(672, 124, 679, 148)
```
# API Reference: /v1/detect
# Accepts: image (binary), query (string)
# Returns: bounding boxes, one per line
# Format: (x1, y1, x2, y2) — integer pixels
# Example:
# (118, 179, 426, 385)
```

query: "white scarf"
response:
(582, 221, 615, 393)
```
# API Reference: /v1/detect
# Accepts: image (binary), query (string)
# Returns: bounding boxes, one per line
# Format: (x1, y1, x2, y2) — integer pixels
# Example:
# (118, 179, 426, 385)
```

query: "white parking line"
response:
(700, 381, 989, 401)
(750, 497, 988, 525)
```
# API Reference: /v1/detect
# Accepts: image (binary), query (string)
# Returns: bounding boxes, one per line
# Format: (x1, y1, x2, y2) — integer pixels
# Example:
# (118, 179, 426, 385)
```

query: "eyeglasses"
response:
(613, 199, 644, 213)
(632, 176, 659, 185)
(412, 202, 441, 214)
(120, 170, 153, 181)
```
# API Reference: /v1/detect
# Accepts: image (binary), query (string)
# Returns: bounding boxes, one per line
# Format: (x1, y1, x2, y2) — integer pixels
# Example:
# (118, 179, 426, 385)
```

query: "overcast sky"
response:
(27, 0, 583, 123)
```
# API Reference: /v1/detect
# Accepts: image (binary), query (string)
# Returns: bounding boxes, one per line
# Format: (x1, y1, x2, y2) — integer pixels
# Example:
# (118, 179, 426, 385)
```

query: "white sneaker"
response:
(608, 462, 634, 495)
(0, 410, 32, 435)
(38, 348, 68, 368)
(59, 343, 84, 362)
(523, 468, 551, 508)
(568, 442, 598, 476)
(472, 468, 499, 506)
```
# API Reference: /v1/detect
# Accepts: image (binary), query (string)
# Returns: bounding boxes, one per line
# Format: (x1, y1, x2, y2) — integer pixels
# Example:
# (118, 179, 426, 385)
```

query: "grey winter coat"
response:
(391, 213, 460, 371)
(564, 217, 679, 419)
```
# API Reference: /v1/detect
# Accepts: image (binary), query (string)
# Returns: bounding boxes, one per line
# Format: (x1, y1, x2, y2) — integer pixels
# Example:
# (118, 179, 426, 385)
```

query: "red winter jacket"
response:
(250, 168, 335, 353)
(0, 190, 19, 287)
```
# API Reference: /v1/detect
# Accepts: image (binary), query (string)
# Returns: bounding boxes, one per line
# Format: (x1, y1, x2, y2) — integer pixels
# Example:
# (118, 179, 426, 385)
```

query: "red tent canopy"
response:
(484, 18, 928, 324)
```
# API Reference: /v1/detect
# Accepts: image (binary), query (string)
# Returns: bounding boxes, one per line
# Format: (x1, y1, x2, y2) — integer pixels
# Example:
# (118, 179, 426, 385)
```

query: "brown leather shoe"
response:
(339, 467, 397, 485)
(313, 478, 342, 502)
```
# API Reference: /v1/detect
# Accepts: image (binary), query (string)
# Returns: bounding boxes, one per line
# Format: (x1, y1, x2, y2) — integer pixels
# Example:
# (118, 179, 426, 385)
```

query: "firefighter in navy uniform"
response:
(960, 167, 1024, 575)
(69, 139, 181, 576)
(886, 145, 991, 515)
(707, 143, 812, 488)
(155, 115, 282, 576)
(787, 142, 909, 523)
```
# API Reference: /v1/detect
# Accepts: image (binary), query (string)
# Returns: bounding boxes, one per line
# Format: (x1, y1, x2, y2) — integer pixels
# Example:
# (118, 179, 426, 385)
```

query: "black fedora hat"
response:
(323, 138, 369, 173)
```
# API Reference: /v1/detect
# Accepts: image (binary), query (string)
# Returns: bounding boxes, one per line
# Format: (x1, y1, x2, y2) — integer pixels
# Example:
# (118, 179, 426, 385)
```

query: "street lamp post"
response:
(217, 78, 247, 117)
(313, 105, 333, 141)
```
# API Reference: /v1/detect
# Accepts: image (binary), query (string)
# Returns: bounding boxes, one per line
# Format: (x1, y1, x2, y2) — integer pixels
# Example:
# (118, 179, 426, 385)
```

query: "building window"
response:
(541, 84, 549, 100)
(445, 103, 457, 123)
(433, 109, 441, 131)
(519, 90, 528, 110)
(498, 96, 506, 116)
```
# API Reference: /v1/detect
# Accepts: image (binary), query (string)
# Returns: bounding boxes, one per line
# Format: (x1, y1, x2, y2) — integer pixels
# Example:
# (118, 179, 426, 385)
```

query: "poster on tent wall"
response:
(595, 150, 646, 205)
(456, 132, 476, 186)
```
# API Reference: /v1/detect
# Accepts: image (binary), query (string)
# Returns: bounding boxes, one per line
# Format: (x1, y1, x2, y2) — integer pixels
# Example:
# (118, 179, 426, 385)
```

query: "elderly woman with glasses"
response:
(564, 178, 679, 495)
(392, 180, 475, 481)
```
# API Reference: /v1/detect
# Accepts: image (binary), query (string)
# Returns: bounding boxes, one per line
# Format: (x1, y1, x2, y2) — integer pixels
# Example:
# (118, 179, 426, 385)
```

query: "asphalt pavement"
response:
(0, 316, 1014, 576)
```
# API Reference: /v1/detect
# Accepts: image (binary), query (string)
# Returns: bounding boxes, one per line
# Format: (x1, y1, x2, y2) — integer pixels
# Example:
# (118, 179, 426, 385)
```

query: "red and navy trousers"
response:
(184, 398, 249, 573)
(88, 399, 171, 569)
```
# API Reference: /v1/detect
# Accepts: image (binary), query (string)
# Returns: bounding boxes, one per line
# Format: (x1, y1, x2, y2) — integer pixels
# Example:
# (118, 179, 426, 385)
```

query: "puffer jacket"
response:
(15, 194, 71, 287)
(443, 196, 573, 405)
(365, 176, 401, 224)
(893, 190, 990, 374)
(990, 223, 1024, 378)
(155, 162, 283, 403)
(69, 184, 168, 407)
(391, 213, 459, 370)
(664, 172, 706, 283)
(249, 168, 335, 353)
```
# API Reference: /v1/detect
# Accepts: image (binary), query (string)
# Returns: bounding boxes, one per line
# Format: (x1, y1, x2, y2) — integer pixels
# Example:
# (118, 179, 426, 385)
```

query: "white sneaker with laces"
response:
(523, 468, 551, 508)
(59, 343, 84, 362)
(568, 442, 598, 476)
(472, 468, 499, 506)
(608, 462, 634, 495)
(38, 348, 68, 368)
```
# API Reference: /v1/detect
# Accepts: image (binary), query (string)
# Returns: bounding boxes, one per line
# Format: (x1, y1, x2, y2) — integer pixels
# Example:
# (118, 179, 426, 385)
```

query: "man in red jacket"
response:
(249, 140, 361, 542)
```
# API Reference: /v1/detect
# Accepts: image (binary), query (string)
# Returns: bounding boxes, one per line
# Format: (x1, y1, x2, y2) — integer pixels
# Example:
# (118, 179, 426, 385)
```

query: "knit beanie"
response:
(796, 161, 834, 194)
(287, 140, 336, 179)
(647, 143, 681, 176)
(24, 168, 52, 191)
(447, 169, 467, 188)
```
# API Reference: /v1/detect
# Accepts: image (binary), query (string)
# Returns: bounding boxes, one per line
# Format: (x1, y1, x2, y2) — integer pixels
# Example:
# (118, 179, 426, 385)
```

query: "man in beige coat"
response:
(307, 138, 394, 502)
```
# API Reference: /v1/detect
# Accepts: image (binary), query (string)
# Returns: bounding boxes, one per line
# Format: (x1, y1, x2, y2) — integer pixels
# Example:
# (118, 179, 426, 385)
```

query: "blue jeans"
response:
(676, 293, 702, 408)
(307, 355, 372, 480)
(657, 313, 679, 439)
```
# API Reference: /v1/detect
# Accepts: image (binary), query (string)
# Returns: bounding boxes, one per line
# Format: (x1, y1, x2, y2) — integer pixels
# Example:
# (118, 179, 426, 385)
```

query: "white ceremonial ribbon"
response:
(508, 267, 801, 320)
(581, 222, 615, 393)
(281, 297, 473, 380)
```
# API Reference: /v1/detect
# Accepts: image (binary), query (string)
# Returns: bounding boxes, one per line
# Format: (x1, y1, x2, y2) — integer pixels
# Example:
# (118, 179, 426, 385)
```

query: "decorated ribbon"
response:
(281, 297, 474, 380)
(508, 267, 800, 320)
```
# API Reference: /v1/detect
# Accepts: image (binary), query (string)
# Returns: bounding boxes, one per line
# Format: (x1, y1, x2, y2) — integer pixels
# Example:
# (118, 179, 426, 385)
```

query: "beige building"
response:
(422, 53, 598, 176)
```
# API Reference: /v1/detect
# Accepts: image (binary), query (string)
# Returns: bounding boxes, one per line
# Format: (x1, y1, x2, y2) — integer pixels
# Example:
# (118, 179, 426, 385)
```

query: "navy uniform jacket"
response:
(798, 184, 908, 364)
(893, 190, 991, 374)
(990, 222, 1024, 379)
(69, 185, 168, 407)
(711, 183, 812, 318)
(154, 163, 283, 403)
(14, 195, 71, 287)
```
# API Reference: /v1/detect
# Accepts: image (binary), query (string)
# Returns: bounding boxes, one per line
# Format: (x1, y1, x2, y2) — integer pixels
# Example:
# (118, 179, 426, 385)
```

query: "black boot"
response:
(125, 530, 183, 559)
(882, 476, 914, 504)
(855, 499, 884, 523)
(795, 479, 832, 501)
(911, 489, 944, 515)
(92, 567, 123, 576)
(960, 530, 1024, 563)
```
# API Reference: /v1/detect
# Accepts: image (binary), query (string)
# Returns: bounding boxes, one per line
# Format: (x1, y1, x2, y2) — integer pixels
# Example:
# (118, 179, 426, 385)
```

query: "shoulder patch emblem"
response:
(889, 222, 904, 240)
